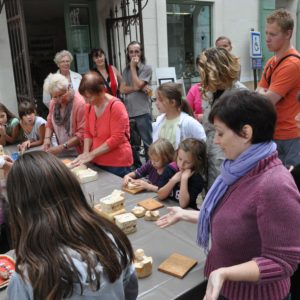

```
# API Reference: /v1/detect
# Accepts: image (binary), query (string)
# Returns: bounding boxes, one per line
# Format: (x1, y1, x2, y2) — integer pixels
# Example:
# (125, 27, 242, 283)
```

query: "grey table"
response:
(0, 148, 207, 299)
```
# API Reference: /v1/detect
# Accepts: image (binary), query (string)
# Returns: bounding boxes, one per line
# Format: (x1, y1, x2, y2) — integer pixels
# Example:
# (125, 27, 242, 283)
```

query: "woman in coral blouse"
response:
(72, 71, 133, 177)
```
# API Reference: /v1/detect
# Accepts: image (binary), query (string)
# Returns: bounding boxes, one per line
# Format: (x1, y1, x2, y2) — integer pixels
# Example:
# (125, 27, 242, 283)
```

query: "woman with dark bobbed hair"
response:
(6, 151, 138, 300)
(157, 90, 300, 300)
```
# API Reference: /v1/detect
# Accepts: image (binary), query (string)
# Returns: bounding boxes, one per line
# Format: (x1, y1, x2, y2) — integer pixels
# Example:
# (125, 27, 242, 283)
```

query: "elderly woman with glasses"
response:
(43, 50, 82, 108)
(42, 73, 85, 156)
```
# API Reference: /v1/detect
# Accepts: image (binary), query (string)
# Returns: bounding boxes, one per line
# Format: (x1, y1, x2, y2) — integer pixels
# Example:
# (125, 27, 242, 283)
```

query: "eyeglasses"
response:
(60, 60, 71, 64)
(52, 90, 68, 100)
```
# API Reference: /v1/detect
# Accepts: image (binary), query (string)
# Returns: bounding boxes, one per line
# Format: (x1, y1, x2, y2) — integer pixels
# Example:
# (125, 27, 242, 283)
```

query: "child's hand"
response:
(123, 174, 132, 186)
(171, 171, 182, 183)
(181, 169, 194, 180)
(133, 179, 148, 189)
(19, 141, 30, 152)
(0, 125, 5, 132)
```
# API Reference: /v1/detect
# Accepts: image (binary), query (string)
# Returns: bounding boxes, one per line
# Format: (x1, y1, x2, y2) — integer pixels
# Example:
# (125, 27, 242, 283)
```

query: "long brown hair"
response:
(7, 151, 134, 300)
(157, 83, 194, 117)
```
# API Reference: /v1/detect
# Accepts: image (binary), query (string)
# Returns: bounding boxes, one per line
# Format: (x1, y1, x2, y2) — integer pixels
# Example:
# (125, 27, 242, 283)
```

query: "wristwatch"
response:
(63, 142, 68, 149)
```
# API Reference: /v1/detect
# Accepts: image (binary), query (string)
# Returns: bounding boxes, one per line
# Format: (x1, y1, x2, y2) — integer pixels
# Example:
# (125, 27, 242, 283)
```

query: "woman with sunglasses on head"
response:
(42, 73, 85, 156)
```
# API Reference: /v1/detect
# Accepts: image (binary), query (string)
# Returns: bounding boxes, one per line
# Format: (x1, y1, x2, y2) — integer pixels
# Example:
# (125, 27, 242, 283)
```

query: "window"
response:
(167, 1, 212, 88)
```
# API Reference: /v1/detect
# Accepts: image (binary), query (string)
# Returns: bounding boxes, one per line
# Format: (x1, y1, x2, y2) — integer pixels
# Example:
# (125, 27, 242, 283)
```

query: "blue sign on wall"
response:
(250, 31, 262, 58)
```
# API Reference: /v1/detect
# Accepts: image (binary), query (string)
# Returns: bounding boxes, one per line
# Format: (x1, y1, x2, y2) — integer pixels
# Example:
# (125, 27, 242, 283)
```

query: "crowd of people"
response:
(0, 7, 299, 300)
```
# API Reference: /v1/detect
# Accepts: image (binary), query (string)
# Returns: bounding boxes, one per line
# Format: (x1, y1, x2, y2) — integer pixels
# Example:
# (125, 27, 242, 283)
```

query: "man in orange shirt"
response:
(257, 9, 300, 167)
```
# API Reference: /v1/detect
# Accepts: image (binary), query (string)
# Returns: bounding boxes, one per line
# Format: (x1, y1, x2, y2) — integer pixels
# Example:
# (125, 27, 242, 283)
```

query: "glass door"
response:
(64, 0, 99, 74)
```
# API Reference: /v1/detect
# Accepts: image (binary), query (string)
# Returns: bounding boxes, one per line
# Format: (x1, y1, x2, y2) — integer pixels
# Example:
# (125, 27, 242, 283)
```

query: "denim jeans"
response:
(99, 166, 132, 178)
(275, 137, 300, 167)
(131, 113, 153, 167)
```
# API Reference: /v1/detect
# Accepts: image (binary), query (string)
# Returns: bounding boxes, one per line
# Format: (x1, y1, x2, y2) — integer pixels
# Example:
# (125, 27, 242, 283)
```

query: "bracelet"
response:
(44, 137, 51, 140)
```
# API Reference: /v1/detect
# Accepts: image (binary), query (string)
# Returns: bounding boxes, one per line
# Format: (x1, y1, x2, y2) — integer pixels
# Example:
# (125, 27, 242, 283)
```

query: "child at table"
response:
(17, 101, 46, 151)
(157, 138, 207, 210)
(0, 103, 20, 146)
(6, 151, 138, 299)
(123, 138, 175, 192)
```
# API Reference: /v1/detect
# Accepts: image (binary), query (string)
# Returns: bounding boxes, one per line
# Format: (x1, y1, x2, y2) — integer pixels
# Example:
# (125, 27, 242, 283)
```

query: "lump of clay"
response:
(144, 210, 160, 221)
(134, 249, 153, 278)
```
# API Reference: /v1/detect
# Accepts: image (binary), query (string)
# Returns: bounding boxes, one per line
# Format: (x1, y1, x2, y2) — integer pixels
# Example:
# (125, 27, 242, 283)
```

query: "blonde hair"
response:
(197, 47, 240, 96)
(266, 8, 294, 33)
(215, 36, 232, 47)
(177, 138, 207, 175)
(43, 73, 69, 95)
(148, 138, 175, 165)
(54, 50, 73, 66)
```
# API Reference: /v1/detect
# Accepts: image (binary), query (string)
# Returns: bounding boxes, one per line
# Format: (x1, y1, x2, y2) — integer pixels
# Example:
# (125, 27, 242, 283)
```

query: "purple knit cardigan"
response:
(204, 153, 300, 300)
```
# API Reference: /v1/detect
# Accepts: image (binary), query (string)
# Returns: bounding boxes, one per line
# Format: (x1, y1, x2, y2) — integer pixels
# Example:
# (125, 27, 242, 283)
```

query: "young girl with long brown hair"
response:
(6, 151, 137, 300)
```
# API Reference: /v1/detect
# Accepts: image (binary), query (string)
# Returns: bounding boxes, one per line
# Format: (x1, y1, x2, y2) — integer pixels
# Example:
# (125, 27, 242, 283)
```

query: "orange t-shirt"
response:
(258, 49, 300, 140)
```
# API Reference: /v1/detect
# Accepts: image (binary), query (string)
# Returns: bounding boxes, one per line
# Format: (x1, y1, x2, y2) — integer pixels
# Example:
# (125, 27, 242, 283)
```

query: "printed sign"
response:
(250, 31, 262, 58)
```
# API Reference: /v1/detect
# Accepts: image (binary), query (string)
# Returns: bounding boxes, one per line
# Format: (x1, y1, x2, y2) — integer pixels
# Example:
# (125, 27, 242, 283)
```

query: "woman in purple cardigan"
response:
(157, 90, 300, 300)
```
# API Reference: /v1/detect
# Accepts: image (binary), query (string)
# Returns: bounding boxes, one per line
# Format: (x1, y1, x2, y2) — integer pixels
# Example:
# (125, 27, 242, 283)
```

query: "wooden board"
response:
(158, 253, 197, 279)
(93, 206, 126, 222)
(138, 198, 164, 211)
(123, 185, 145, 194)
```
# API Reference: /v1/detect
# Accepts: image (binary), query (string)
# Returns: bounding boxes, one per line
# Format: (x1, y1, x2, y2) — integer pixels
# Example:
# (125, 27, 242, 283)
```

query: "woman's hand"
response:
(156, 206, 184, 228)
(203, 268, 226, 300)
(46, 145, 63, 156)
(72, 152, 95, 166)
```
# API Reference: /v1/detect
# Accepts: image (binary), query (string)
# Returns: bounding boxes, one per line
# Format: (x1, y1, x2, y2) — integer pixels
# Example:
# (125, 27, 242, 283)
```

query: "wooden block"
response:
(93, 205, 126, 222)
(114, 213, 137, 235)
(123, 185, 145, 194)
(158, 253, 198, 279)
(138, 198, 164, 211)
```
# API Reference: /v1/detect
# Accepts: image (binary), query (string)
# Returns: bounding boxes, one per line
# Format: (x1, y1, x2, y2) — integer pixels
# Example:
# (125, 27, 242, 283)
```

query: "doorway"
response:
(22, 0, 98, 116)
(23, 0, 66, 115)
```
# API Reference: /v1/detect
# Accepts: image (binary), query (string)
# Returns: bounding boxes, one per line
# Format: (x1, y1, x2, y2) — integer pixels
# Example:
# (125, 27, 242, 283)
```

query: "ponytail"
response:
(181, 98, 194, 117)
